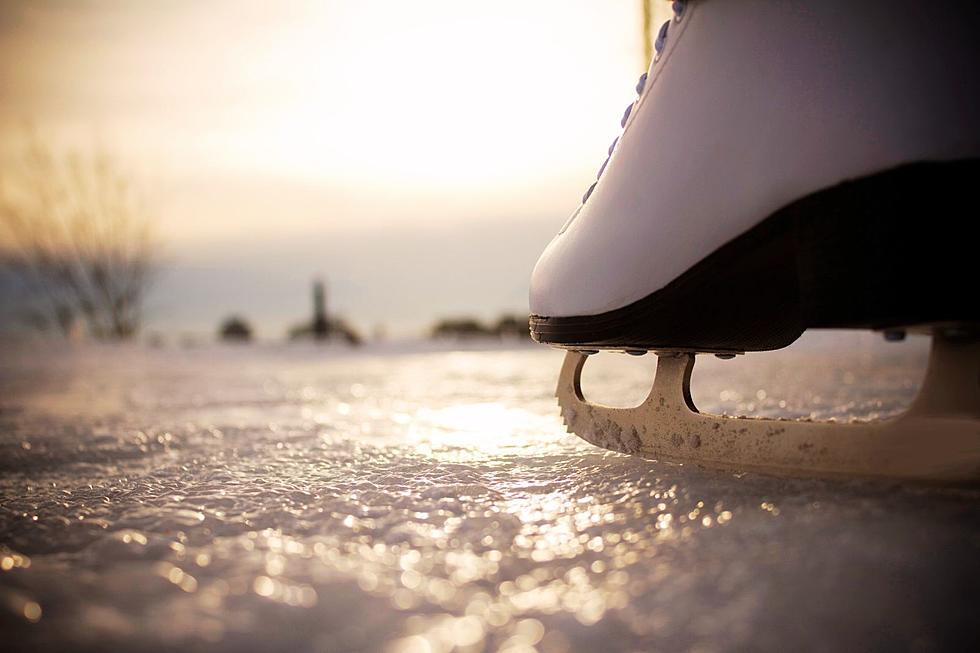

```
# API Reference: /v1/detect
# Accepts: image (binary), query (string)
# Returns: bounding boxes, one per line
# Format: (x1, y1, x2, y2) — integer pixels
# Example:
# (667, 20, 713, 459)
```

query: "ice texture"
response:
(0, 337, 977, 652)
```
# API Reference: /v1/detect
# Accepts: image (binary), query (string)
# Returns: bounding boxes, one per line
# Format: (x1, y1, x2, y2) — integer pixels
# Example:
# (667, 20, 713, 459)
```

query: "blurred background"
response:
(0, 0, 673, 343)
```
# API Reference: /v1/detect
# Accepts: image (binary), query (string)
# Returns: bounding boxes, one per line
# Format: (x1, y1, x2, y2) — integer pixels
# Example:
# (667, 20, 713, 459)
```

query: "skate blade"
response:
(556, 334, 980, 482)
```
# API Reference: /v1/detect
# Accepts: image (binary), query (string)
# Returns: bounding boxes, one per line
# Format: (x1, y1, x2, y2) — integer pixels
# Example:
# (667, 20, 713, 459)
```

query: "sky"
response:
(0, 1, 669, 339)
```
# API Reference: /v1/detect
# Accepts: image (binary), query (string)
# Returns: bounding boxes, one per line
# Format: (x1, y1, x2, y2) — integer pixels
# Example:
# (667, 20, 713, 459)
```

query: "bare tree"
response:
(0, 131, 159, 339)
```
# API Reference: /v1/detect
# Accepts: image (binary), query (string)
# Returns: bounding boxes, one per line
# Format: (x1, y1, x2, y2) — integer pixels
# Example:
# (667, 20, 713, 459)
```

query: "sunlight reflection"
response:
(405, 400, 574, 464)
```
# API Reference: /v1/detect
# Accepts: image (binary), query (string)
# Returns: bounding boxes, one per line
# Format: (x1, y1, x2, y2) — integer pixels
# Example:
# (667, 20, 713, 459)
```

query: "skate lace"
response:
(580, 1, 686, 205)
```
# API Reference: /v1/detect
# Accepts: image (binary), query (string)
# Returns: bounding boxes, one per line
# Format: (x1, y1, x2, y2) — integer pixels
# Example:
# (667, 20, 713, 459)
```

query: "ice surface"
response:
(0, 336, 977, 652)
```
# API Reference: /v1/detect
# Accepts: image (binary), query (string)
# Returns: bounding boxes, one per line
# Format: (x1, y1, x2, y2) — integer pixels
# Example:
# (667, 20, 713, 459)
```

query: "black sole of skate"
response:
(530, 159, 980, 352)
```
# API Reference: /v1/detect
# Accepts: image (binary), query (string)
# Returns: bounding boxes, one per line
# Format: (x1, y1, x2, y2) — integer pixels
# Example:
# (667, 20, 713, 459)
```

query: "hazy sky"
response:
(0, 1, 668, 338)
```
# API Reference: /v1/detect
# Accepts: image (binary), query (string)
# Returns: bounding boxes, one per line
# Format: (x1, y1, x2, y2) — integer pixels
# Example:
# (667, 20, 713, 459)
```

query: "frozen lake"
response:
(1, 335, 977, 652)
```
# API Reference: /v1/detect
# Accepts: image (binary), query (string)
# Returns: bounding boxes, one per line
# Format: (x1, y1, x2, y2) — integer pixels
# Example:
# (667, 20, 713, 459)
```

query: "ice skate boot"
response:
(529, 0, 980, 481)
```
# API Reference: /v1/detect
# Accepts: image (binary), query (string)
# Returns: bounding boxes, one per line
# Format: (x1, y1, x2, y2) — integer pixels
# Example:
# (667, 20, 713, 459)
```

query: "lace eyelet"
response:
(620, 103, 634, 128)
(582, 182, 597, 204)
(654, 20, 670, 55)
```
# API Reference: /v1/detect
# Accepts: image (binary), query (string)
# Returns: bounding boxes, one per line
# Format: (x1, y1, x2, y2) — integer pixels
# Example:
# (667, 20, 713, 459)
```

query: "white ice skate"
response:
(529, 0, 980, 481)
